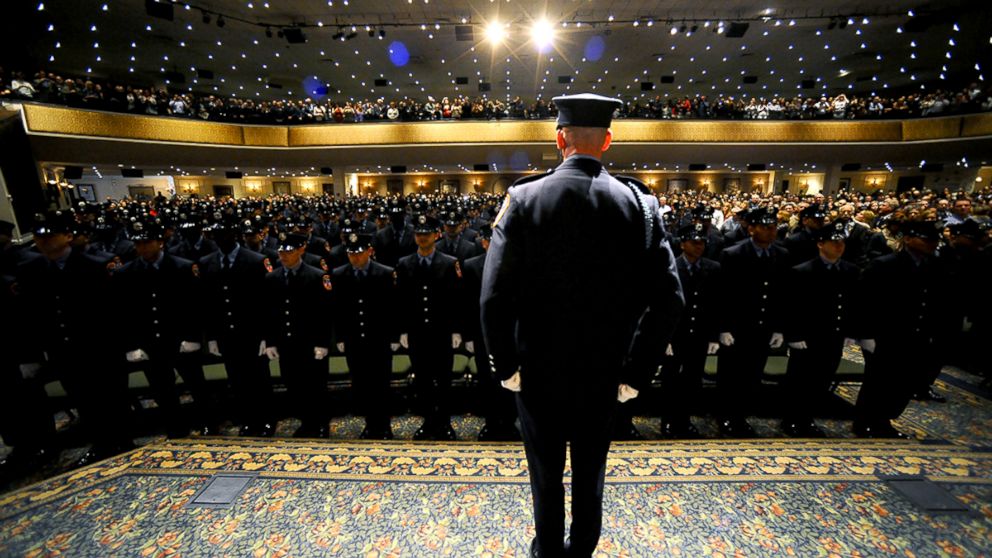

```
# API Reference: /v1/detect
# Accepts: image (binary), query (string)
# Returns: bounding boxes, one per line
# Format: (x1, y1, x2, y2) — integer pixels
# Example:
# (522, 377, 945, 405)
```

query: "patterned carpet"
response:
(1, 351, 990, 557)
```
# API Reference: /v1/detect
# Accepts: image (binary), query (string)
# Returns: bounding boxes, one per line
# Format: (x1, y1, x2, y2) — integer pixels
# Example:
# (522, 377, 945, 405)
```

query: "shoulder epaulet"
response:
(509, 169, 553, 188)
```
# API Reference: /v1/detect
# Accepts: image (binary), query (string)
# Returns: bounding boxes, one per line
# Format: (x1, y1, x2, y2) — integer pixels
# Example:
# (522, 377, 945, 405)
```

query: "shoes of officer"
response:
(911, 388, 947, 403)
(359, 425, 395, 440)
(293, 423, 329, 439)
(70, 441, 137, 470)
(719, 418, 756, 438)
(853, 421, 910, 439)
(0, 446, 56, 485)
(239, 422, 275, 437)
(530, 535, 590, 558)
(660, 420, 700, 439)
(414, 419, 457, 441)
(781, 420, 827, 438)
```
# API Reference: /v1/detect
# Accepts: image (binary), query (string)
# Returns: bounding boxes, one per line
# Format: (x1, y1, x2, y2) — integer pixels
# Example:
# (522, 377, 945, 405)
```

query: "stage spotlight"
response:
(680, 24, 688, 33)
(827, 19, 837, 30)
(690, 24, 699, 32)
(378, 29, 386, 39)
(265, 26, 272, 38)
(216, 15, 224, 27)
(531, 18, 554, 50)
(485, 20, 506, 44)
(201, 10, 210, 24)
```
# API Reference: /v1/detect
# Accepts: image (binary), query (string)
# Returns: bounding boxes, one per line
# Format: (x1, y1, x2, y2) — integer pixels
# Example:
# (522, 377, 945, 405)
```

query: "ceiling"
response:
(5, 0, 989, 104)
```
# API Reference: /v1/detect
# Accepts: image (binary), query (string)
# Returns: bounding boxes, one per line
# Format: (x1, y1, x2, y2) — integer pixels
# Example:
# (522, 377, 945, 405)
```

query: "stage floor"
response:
(1, 365, 990, 557)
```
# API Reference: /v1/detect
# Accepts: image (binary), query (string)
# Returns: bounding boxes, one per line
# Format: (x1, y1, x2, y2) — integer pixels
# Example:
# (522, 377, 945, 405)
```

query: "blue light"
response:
(584, 35, 606, 62)
(388, 41, 410, 67)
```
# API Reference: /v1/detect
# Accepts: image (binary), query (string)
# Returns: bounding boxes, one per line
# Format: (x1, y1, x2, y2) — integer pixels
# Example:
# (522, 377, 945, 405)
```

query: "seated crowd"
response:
(3, 66, 991, 124)
(0, 184, 990, 478)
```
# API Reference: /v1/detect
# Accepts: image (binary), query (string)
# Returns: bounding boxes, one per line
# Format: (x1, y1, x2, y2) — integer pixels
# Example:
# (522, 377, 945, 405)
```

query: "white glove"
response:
(208, 340, 222, 357)
(399, 333, 409, 349)
(126, 349, 150, 362)
(258, 340, 267, 357)
(769, 333, 784, 349)
(719, 332, 735, 346)
(859, 339, 876, 354)
(452, 333, 462, 349)
(787, 341, 808, 350)
(19, 363, 42, 380)
(336, 342, 345, 353)
(264, 346, 280, 361)
(617, 384, 639, 403)
(465, 341, 475, 354)
(500, 371, 522, 392)
(390, 343, 400, 352)
(963, 317, 973, 333)
(179, 341, 201, 353)
(707, 342, 720, 355)
(314, 347, 328, 360)
(843, 338, 856, 347)
(665, 344, 674, 356)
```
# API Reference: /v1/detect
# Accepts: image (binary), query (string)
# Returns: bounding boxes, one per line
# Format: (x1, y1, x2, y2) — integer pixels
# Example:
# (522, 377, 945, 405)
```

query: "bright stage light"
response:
(531, 19, 554, 51)
(485, 21, 507, 44)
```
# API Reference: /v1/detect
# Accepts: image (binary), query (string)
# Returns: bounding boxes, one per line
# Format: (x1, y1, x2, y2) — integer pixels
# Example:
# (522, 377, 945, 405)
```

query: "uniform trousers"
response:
(409, 332, 454, 423)
(473, 336, 516, 428)
(659, 336, 709, 424)
(855, 335, 938, 426)
(345, 339, 393, 431)
(781, 338, 843, 423)
(716, 329, 772, 420)
(50, 348, 131, 450)
(516, 382, 617, 558)
(139, 343, 211, 433)
(0, 360, 56, 450)
(216, 337, 273, 427)
(278, 344, 327, 428)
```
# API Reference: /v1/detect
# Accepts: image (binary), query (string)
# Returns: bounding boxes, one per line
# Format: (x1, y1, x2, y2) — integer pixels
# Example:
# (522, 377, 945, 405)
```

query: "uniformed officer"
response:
(691, 204, 726, 260)
(114, 217, 207, 438)
(327, 219, 356, 270)
(481, 93, 683, 558)
(462, 224, 519, 441)
(716, 206, 790, 437)
(261, 232, 332, 438)
(15, 210, 134, 467)
(785, 204, 827, 266)
(780, 221, 860, 437)
(198, 213, 276, 437)
(659, 223, 722, 438)
(0, 219, 34, 277)
(854, 219, 951, 438)
(438, 211, 484, 262)
(169, 212, 218, 261)
(374, 202, 416, 268)
(332, 232, 399, 439)
(395, 214, 464, 441)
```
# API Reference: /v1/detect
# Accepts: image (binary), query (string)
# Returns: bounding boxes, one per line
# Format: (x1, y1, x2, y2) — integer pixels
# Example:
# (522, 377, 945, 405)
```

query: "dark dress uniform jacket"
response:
(438, 235, 483, 263)
(395, 251, 462, 336)
(374, 224, 416, 268)
(261, 263, 331, 350)
(330, 262, 397, 345)
(784, 257, 861, 343)
(198, 248, 271, 348)
(674, 256, 721, 344)
(481, 156, 684, 394)
(717, 240, 790, 336)
(859, 251, 953, 346)
(462, 253, 487, 344)
(113, 253, 200, 355)
(784, 228, 818, 267)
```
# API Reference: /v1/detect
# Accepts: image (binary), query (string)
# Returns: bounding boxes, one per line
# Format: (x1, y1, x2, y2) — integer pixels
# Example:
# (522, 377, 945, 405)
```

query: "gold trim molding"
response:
(22, 104, 990, 148)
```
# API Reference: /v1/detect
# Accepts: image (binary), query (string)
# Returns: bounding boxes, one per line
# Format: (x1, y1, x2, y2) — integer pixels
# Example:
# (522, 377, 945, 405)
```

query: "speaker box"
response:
(455, 25, 473, 41)
(320, 167, 333, 175)
(921, 163, 943, 173)
(640, 82, 655, 91)
(455, 77, 469, 85)
(801, 79, 816, 89)
(688, 163, 707, 171)
(121, 168, 144, 178)
(196, 68, 214, 80)
(164, 71, 185, 84)
(841, 163, 861, 172)
(283, 28, 307, 44)
(743, 75, 758, 84)
(747, 163, 766, 171)
(374, 79, 389, 87)
(660, 75, 675, 84)
(145, 0, 174, 21)
(225, 171, 243, 179)
(390, 166, 407, 174)
(473, 164, 490, 172)
(558, 76, 573, 84)
(724, 22, 749, 37)
(63, 166, 83, 180)
(478, 82, 491, 92)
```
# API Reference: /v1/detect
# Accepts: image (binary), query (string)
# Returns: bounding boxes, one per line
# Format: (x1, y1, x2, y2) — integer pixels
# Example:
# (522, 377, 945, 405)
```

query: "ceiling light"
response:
(531, 19, 554, 50)
(485, 21, 506, 44)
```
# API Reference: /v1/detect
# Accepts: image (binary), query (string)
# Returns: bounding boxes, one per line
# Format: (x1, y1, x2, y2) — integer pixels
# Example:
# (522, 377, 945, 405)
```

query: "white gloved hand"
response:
(452, 333, 462, 349)
(859, 339, 876, 354)
(617, 384, 639, 403)
(843, 338, 856, 347)
(126, 349, 150, 362)
(258, 340, 267, 357)
(179, 341, 201, 353)
(963, 317, 973, 333)
(336, 342, 345, 353)
(465, 341, 475, 354)
(264, 346, 280, 361)
(665, 344, 674, 356)
(390, 343, 400, 352)
(500, 371, 522, 392)
(707, 342, 720, 355)
(769, 333, 784, 349)
(719, 332, 735, 346)
(399, 333, 409, 349)
(208, 340, 222, 357)
(19, 363, 42, 380)
(787, 341, 808, 350)
(314, 347, 328, 360)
